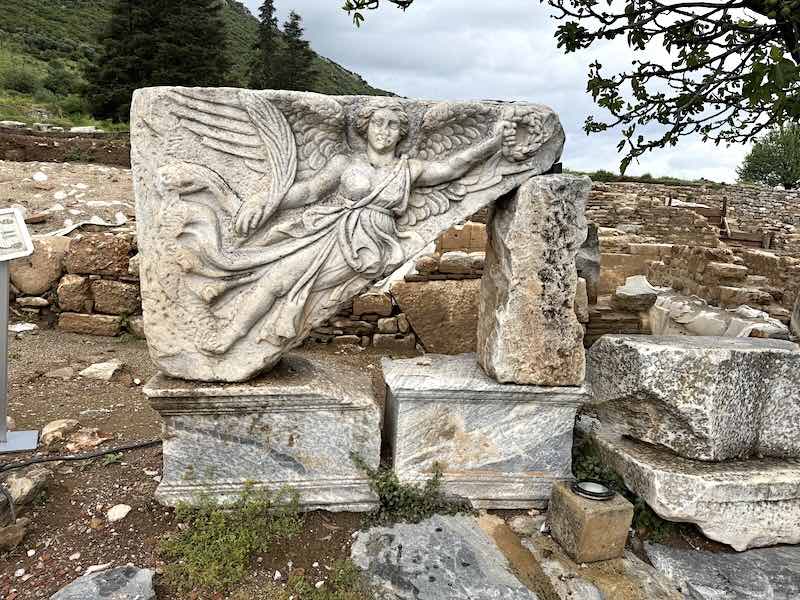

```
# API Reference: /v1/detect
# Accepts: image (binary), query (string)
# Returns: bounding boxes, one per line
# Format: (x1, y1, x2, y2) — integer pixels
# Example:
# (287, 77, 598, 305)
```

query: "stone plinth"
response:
(592, 427, 800, 551)
(588, 335, 800, 461)
(478, 174, 590, 386)
(383, 354, 590, 509)
(144, 354, 380, 511)
(547, 480, 633, 563)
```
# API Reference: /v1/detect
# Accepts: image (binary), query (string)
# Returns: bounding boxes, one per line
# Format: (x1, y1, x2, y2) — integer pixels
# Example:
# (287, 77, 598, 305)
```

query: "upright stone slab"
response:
(792, 296, 799, 340)
(132, 88, 564, 382)
(143, 354, 380, 510)
(588, 335, 800, 461)
(478, 174, 591, 386)
(383, 354, 590, 509)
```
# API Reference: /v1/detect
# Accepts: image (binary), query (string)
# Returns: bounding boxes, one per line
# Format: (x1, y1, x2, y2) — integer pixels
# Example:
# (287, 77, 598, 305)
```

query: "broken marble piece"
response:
(132, 88, 564, 382)
(351, 515, 539, 599)
(592, 427, 800, 551)
(650, 292, 790, 338)
(522, 534, 681, 600)
(478, 174, 590, 386)
(383, 353, 590, 509)
(611, 275, 668, 312)
(645, 543, 800, 599)
(50, 566, 155, 600)
(144, 353, 380, 510)
(588, 335, 800, 461)
(78, 360, 123, 381)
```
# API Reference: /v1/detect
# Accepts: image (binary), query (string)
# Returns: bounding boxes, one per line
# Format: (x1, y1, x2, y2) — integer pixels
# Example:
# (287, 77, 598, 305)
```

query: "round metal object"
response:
(571, 479, 615, 501)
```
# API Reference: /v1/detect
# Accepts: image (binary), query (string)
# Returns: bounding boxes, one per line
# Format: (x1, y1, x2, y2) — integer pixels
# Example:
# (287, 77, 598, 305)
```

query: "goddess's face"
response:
(367, 108, 403, 153)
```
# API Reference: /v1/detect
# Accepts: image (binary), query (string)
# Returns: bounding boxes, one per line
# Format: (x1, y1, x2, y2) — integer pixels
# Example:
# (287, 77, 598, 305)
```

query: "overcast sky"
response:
(243, 0, 751, 183)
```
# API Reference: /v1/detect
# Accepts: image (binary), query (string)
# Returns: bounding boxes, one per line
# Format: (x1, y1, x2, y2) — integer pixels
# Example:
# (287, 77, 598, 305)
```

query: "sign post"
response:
(0, 208, 38, 453)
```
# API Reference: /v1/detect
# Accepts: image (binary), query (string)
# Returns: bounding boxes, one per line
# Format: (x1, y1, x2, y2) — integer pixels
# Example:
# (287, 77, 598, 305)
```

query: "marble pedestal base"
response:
(144, 354, 380, 511)
(383, 354, 590, 509)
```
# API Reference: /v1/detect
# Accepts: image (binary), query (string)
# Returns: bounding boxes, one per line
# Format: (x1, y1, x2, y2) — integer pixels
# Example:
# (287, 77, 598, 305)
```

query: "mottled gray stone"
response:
(383, 353, 590, 509)
(50, 566, 155, 600)
(478, 175, 590, 386)
(588, 335, 800, 461)
(645, 543, 800, 599)
(611, 275, 667, 312)
(592, 427, 800, 550)
(132, 88, 564, 382)
(351, 515, 539, 599)
(143, 353, 380, 511)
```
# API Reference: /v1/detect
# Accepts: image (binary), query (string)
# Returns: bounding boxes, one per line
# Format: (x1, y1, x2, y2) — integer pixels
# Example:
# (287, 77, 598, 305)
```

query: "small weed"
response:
(100, 452, 123, 467)
(354, 455, 472, 526)
(159, 486, 302, 593)
(63, 147, 92, 162)
(572, 435, 690, 543)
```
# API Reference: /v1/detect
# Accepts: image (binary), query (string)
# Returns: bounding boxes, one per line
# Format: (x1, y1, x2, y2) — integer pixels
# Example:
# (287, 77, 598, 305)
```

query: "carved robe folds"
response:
(132, 88, 564, 382)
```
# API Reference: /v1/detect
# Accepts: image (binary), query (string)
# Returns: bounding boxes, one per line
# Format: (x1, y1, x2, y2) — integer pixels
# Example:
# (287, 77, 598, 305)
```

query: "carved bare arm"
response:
(234, 154, 348, 236)
(279, 154, 349, 209)
(411, 120, 515, 187)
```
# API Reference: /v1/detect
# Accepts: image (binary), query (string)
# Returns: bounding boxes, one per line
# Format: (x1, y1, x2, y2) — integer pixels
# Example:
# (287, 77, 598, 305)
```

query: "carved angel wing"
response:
(271, 94, 346, 182)
(400, 103, 498, 227)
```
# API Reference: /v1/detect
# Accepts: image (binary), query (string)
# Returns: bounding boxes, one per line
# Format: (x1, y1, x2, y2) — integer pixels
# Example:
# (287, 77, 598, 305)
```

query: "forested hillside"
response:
(0, 0, 388, 127)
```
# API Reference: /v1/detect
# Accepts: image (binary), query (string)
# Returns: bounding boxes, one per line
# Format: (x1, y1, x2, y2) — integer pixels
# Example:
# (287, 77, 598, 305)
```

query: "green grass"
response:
(229, 561, 376, 600)
(159, 486, 303, 593)
(0, 0, 388, 126)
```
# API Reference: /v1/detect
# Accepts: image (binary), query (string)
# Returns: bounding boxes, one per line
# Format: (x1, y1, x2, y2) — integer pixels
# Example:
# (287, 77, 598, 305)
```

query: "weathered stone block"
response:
(548, 480, 633, 563)
(478, 174, 589, 385)
(718, 286, 774, 307)
(593, 427, 800, 551)
(65, 233, 133, 276)
(352, 292, 393, 317)
(589, 335, 800, 461)
(610, 275, 665, 312)
(9, 236, 71, 295)
(704, 261, 748, 285)
(383, 354, 589, 509)
(57, 274, 93, 313)
(90, 280, 140, 315)
(792, 297, 800, 340)
(392, 279, 480, 354)
(436, 221, 488, 253)
(373, 333, 416, 353)
(144, 354, 380, 511)
(376, 317, 398, 334)
(58, 313, 123, 337)
(575, 277, 589, 323)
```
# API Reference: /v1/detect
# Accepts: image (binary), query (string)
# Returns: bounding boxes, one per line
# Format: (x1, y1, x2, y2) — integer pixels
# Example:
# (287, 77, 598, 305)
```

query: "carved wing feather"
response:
(272, 94, 346, 181)
(400, 102, 498, 227)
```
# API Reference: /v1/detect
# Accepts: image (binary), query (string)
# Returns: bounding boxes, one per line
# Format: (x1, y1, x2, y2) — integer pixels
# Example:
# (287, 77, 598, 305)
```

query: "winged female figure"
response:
(136, 88, 561, 380)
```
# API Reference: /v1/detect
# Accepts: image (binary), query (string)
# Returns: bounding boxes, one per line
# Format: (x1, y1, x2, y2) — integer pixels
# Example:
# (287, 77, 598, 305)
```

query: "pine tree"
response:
(86, 0, 230, 121)
(249, 0, 279, 89)
(85, 0, 162, 121)
(275, 11, 317, 92)
(153, 0, 230, 87)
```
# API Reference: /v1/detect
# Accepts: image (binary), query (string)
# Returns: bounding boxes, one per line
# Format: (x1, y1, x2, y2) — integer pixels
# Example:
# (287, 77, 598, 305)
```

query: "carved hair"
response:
(353, 101, 410, 139)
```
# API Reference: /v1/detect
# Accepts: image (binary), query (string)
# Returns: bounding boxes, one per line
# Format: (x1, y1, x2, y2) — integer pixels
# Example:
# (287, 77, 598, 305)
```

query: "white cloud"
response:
(244, 0, 752, 182)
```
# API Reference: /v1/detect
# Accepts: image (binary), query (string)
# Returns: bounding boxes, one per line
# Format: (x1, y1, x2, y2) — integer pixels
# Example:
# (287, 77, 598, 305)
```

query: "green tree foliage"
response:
(342, 0, 800, 173)
(249, 0, 279, 89)
(86, 0, 230, 121)
(737, 124, 800, 189)
(275, 11, 317, 91)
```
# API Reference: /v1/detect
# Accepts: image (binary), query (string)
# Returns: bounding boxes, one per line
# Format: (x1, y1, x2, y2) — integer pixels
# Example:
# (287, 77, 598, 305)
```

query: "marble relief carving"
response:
(132, 88, 564, 381)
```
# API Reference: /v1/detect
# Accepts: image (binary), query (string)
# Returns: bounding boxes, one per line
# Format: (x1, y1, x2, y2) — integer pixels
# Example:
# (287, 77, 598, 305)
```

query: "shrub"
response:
(1, 65, 41, 94)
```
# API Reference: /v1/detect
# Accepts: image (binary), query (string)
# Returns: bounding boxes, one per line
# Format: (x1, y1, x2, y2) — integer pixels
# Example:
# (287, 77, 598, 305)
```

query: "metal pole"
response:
(0, 261, 8, 444)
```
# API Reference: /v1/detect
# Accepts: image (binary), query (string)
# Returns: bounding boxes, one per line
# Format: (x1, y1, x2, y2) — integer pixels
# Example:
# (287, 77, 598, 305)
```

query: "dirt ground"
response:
(0, 130, 130, 168)
(0, 322, 400, 600)
(0, 160, 134, 237)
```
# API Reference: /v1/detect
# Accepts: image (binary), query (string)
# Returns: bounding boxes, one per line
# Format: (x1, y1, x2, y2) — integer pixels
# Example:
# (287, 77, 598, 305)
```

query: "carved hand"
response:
(234, 199, 268, 236)
(496, 120, 517, 151)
